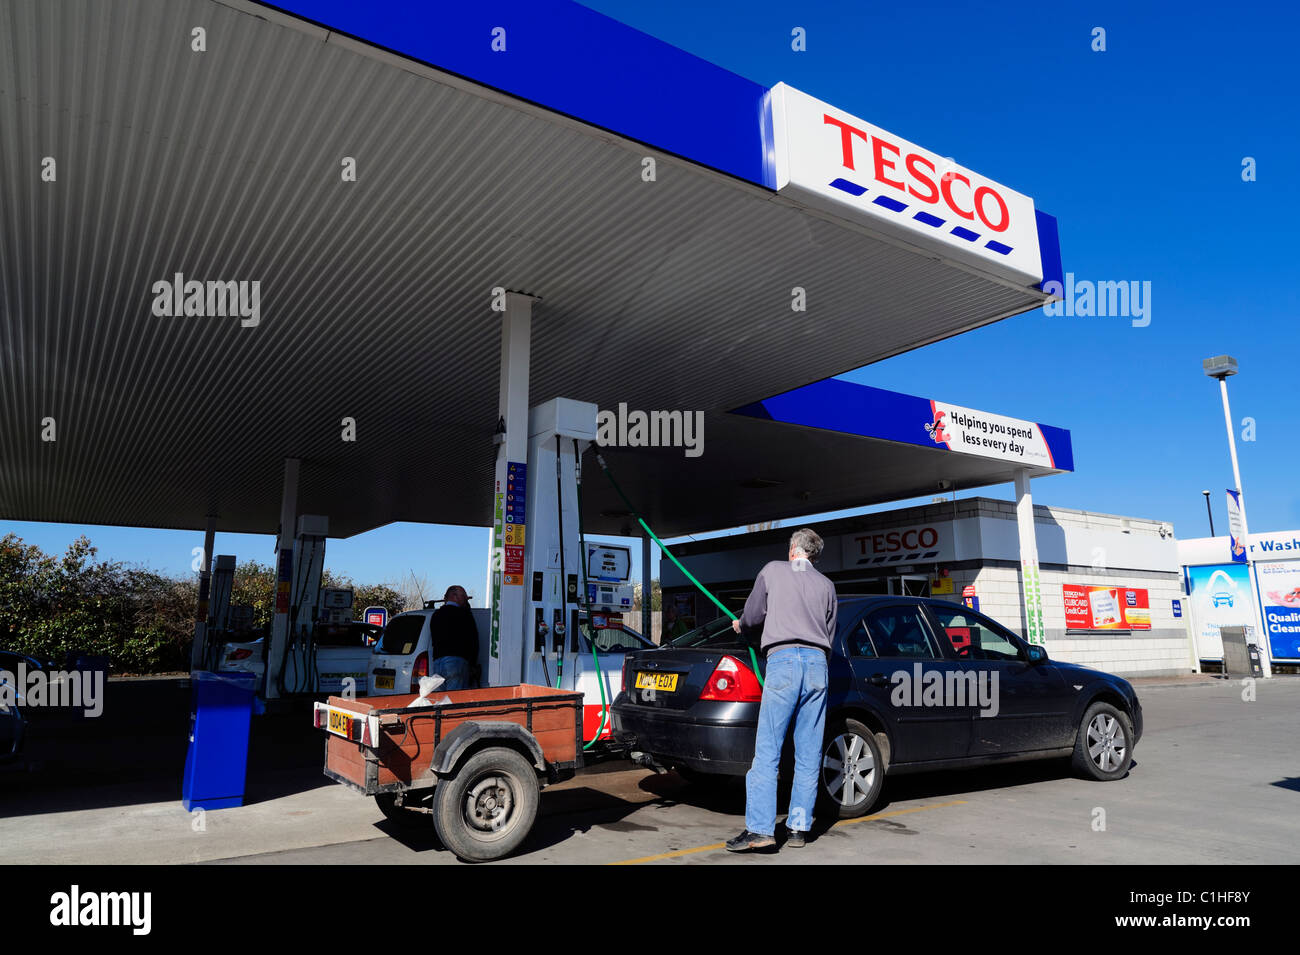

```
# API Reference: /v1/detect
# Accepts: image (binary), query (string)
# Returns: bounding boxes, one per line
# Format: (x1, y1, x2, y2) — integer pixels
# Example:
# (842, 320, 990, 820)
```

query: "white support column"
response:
(1014, 471, 1046, 645)
(642, 534, 652, 643)
(265, 458, 300, 699)
(190, 515, 217, 671)
(488, 292, 533, 687)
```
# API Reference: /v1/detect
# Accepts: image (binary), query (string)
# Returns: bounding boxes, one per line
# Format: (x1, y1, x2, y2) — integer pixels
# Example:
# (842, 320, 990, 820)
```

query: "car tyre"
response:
(819, 718, 884, 819)
(1072, 701, 1134, 781)
(432, 746, 539, 862)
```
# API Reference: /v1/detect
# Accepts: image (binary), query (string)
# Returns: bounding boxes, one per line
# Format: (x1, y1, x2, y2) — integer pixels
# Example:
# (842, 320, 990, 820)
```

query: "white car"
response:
(219, 621, 381, 695)
(367, 606, 652, 745)
(367, 607, 487, 695)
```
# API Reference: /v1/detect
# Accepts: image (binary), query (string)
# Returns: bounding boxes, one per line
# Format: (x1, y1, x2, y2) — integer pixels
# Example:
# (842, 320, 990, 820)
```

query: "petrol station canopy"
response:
(0, 0, 1066, 539)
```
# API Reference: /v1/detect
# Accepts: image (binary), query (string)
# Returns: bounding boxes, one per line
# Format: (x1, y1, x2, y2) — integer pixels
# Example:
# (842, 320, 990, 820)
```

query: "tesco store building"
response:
(661, 497, 1194, 678)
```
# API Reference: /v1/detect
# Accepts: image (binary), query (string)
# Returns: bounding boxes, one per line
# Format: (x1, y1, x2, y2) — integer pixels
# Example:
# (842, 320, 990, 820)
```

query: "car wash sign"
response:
(768, 83, 1042, 287)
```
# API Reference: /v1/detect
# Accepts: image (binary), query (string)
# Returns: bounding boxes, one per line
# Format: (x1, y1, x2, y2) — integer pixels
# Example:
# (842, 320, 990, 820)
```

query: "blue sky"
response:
(3, 0, 1296, 596)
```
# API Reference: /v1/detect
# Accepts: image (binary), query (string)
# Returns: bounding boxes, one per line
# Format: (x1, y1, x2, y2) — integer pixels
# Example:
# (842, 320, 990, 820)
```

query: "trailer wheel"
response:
(432, 746, 539, 862)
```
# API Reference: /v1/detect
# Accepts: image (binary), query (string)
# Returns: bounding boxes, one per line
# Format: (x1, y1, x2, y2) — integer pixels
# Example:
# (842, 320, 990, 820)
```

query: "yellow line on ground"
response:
(607, 800, 969, 865)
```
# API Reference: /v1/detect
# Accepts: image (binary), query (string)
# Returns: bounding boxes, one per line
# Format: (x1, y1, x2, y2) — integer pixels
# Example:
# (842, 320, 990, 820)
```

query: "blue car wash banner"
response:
(1256, 560, 1300, 661)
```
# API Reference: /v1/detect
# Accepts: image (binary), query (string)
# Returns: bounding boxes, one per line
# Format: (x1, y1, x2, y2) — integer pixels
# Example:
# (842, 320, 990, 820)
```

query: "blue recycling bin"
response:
(182, 670, 257, 811)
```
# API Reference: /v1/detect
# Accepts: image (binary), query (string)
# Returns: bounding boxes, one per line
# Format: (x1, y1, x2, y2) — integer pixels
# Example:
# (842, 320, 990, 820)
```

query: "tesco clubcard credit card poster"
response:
(1063, 584, 1151, 630)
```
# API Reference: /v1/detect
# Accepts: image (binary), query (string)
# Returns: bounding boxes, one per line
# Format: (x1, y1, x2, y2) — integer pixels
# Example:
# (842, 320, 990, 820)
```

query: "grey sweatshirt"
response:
(739, 559, 838, 656)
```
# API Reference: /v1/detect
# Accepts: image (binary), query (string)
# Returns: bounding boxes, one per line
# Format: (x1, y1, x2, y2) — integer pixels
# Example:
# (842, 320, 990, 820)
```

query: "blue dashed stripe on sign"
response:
(826, 179, 1014, 257)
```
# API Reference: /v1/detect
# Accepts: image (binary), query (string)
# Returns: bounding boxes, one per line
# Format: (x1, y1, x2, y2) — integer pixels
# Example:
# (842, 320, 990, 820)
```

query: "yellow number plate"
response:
(635, 672, 678, 692)
(328, 710, 353, 737)
(374, 675, 394, 690)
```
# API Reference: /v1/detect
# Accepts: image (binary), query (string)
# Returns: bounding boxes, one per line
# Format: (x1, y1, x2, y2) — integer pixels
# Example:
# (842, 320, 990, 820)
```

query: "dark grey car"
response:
(611, 596, 1143, 818)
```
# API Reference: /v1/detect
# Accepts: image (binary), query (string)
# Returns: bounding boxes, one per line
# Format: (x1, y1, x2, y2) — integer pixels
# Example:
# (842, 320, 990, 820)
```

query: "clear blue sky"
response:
(3, 0, 1296, 595)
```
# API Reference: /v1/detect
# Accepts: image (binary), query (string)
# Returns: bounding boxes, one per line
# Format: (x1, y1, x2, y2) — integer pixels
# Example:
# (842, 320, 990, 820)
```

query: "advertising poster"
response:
(1186, 562, 1256, 659)
(1225, 489, 1247, 563)
(1063, 584, 1151, 630)
(1256, 560, 1300, 661)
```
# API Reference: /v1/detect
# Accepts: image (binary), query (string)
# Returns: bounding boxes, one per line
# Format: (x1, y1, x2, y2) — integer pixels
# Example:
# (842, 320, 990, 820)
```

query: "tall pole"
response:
(1201, 491, 1215, 537)
(1214, 373, 1271, 678)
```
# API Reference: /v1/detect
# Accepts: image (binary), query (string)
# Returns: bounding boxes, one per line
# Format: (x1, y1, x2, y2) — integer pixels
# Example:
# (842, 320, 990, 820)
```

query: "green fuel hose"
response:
(595, 453, 764, 687)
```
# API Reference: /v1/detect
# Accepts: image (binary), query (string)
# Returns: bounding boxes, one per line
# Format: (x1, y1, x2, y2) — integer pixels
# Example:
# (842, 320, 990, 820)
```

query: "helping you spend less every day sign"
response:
(922, 401, 1056, 468)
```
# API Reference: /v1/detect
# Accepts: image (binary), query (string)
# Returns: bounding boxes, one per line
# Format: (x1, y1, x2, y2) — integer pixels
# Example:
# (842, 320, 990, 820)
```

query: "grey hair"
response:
(789, 527, 824, 561)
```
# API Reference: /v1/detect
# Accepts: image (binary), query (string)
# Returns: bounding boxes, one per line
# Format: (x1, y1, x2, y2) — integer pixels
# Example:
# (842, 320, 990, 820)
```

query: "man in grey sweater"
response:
(726, 528, 837, 852)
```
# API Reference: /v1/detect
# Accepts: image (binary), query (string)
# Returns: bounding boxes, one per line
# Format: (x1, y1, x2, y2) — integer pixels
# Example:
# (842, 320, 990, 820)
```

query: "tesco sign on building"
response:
(841, 525, 947, 567)
(768, 83, 1043, 287)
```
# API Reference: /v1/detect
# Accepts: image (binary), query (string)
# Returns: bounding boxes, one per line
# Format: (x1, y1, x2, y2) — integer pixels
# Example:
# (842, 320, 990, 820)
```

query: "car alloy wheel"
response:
(820, 719, 882, 817)
(1071, 701, 1134, 781)
(1087, 712, 1127, 773)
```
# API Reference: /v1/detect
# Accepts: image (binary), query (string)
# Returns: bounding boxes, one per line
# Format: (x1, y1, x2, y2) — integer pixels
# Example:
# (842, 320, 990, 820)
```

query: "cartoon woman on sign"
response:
(925, 410, 949, 444)
(1232, 538, 1246, 558)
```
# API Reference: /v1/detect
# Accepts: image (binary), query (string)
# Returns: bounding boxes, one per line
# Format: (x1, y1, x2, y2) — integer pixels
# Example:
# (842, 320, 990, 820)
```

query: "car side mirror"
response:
(1026, 645, 1048, 664)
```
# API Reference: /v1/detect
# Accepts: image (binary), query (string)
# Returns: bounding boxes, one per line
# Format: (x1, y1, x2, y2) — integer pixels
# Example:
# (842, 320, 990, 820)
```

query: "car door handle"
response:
(868, 673, 890, 688)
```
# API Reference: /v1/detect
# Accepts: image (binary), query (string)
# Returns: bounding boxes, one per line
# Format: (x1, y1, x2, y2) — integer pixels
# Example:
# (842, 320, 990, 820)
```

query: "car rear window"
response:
(865, 606, 940, 659)
(667, 616, 758, 650)
(377, 615, 424, 655)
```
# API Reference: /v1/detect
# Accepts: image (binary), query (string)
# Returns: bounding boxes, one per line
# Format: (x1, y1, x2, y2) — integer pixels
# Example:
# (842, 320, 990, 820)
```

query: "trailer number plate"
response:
(635, 672, 677, 693)
(328, 710, 354, 738)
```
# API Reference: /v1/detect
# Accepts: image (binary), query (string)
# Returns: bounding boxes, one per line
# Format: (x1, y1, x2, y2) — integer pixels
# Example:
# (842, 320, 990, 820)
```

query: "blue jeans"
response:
(429, 656, 471, 690)
(745, 646, 828, 836)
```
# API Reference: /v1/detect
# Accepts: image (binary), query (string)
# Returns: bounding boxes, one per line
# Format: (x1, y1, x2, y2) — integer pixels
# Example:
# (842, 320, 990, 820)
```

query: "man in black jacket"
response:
(428, 586, 478, 689)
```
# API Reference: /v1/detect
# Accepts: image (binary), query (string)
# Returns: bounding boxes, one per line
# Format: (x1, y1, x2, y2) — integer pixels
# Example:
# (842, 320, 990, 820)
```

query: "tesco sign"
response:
(843, 525, 944, 566)
(769, 83, 1042, 287)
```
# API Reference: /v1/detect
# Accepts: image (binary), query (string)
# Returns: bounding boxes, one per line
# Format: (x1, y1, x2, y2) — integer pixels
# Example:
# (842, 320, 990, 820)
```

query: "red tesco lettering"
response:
(823, 114, 1011, 233)
(855, 527, 940, 555)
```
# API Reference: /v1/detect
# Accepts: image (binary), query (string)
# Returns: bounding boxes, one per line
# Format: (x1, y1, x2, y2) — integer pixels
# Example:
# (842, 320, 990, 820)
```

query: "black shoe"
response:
(785, 827, 806, 848)
(725, 830, 777, 852)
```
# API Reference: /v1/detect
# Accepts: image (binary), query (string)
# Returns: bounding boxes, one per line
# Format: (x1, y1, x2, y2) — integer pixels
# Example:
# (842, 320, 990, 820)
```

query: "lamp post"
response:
(1201, 490, 1215, 537)
(1202, 356, 1270, 677)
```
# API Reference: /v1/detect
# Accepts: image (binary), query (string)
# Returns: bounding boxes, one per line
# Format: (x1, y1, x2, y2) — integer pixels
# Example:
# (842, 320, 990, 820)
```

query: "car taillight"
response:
(699, 655, 763, 702)
(621, 656, 630, 691)
(411, 652, 428, 692)
(229, 649, 252, 661)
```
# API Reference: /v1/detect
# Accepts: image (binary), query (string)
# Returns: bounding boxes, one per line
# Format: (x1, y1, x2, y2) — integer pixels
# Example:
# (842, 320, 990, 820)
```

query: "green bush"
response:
(0, 534, 403, 675)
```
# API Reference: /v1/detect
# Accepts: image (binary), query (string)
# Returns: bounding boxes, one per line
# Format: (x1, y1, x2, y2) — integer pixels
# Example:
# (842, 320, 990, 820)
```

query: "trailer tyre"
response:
(433, 745, 539, 862)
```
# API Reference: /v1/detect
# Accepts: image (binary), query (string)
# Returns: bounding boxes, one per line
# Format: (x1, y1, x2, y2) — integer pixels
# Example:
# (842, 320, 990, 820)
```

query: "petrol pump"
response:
(486, 397, 639, 729)
(265, 514, 328, 698)
(199, 555, 237, 671)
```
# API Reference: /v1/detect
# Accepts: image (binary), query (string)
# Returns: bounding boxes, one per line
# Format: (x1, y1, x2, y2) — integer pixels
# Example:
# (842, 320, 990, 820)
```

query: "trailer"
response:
(315, 684, 583, 862)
